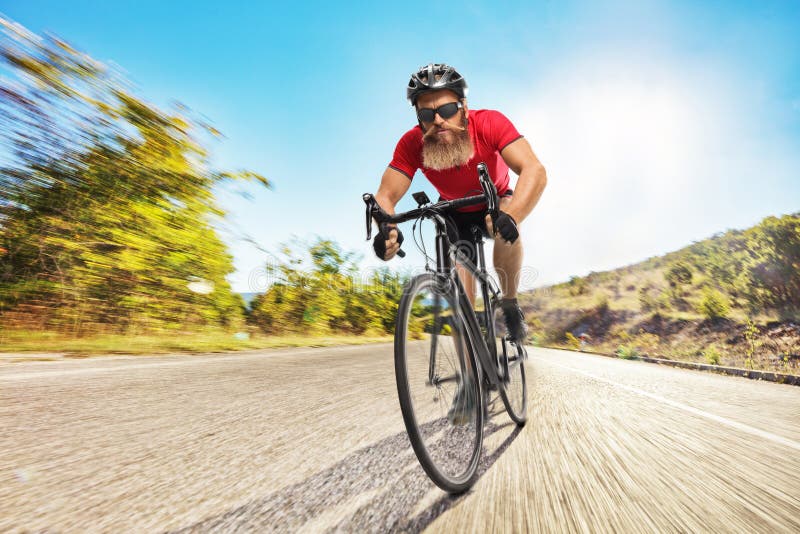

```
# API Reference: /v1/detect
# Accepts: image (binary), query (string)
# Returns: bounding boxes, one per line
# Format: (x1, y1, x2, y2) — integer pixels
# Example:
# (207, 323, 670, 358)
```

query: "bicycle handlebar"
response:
(363, 162, 499, 259)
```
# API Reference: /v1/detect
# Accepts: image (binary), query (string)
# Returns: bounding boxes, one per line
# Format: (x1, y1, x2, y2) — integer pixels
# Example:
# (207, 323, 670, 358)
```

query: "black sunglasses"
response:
(416, 101, 463, 123)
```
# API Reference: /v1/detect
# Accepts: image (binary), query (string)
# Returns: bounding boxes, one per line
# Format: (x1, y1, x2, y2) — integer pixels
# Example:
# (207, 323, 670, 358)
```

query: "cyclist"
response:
(372, 63, 547, 342)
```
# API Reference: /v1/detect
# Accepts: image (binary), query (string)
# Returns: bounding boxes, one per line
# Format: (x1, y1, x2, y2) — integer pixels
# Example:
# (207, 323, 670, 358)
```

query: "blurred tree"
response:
(683, 213, 799, 315)
(0, 17, 268, 333)
(248, 238, 407, 335)
(741, 215, 800, 309)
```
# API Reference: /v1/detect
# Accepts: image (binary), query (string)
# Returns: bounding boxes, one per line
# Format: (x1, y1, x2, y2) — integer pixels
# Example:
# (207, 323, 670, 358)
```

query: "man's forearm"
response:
(505, 163, 547, 223)
(375, 167, 413, 218)
(374, 191, 398, 216)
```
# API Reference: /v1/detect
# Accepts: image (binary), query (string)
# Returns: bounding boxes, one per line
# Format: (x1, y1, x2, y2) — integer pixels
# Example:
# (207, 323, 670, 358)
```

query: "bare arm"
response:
(375, 167, 412, 215)
(499, 138, 547, 224)
(373, 167, 412, 260)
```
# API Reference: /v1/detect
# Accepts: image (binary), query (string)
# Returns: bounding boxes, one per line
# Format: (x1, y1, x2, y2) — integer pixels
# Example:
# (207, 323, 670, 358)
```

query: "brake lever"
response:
(362, 193, 405, 258)
(363, 193, 374, 240)
(477, 162, 499, 227)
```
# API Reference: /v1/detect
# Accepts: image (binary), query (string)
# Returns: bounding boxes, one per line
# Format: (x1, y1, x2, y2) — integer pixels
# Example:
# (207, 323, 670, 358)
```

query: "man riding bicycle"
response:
(373, 63, 547, 342)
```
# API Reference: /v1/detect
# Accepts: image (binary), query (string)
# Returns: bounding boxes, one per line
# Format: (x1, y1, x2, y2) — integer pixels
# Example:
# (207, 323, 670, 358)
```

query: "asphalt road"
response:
(1, 345, 799, 533)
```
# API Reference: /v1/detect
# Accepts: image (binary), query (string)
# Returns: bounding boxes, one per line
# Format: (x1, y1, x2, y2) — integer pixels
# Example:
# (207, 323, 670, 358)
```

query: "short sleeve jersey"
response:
(389, 109, 523, 212)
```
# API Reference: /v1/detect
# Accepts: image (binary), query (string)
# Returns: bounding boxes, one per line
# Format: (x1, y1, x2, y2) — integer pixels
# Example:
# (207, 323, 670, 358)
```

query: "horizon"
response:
(236, 208, 799, 296)
(2, 1, 798, 292)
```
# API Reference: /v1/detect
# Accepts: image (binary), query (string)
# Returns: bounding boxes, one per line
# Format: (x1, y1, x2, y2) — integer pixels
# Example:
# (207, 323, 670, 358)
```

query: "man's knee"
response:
(493, 232, 523, 288)
(494, 234, 523, 255)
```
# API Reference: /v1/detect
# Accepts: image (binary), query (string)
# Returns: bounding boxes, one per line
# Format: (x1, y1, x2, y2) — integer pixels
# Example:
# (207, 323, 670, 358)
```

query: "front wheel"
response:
(395, 273, 484, 493)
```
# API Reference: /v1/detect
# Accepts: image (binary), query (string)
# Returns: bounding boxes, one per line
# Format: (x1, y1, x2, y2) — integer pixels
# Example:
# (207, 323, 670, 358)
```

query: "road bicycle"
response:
(363, 163, 527, 493)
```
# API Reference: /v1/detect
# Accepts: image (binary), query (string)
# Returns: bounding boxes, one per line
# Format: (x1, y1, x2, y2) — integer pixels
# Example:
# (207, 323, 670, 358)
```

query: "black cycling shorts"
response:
(445, 188, 513, 265)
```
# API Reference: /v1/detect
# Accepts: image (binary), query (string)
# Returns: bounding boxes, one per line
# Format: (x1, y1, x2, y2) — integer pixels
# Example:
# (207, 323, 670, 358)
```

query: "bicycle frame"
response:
(426, 211, 504, 390)
(366, 163, 527, 492)
(365, 161, 512, 390)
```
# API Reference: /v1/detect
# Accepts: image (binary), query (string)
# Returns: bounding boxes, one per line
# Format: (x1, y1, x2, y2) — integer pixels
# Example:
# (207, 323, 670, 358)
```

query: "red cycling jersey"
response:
(388, 109, 523, 212)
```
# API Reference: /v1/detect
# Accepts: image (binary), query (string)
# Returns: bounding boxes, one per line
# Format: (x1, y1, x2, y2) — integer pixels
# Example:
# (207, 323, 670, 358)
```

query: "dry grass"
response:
(0, 329, 393, 357)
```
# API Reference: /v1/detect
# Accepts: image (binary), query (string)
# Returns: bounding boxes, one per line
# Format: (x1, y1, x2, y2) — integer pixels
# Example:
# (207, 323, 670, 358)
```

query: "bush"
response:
(633, 330, 660, 355)
(639, 287, 657, 312)
(609, 324, 632, 343)
(565, 332, 581, 350)
(665, 262, 693, 287)
(527, 315, 544, 331)
(594, 293, 610, 313)
(568, 276, 588, 296)
(703, 345, 722, 366)
(697, 289, 730, 319)
(616, 344, 640, 359)
(743, 319, 762, 369)
(657, 291, 672, 312)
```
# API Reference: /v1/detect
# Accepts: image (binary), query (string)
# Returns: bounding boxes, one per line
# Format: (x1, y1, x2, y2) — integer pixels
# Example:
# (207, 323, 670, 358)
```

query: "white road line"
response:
(538, 356, 800, 453)
(0, 344, 391, 381)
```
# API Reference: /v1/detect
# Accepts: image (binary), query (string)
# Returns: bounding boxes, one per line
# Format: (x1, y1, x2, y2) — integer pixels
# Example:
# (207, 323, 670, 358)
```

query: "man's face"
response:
(416, 89, 474, 170)
(416, 90, 469, 145)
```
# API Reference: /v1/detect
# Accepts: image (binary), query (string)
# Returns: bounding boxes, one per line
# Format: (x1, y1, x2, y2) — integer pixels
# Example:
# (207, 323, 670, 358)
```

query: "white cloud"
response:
(507, 55, 799, 288)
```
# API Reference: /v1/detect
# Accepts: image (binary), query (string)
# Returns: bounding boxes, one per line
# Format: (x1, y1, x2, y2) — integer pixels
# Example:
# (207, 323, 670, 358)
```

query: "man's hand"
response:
(487, 210, 519, 244)
(373, 225, 404, 260)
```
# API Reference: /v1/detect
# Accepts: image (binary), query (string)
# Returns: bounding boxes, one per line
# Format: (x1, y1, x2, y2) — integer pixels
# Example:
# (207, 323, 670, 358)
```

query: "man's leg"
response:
(449, 213, 481, 308)
(493, 233, 523, 299)
(492, 197, 523, 298)
(490, 197, 527, 341)
(456, 263, 476, 307)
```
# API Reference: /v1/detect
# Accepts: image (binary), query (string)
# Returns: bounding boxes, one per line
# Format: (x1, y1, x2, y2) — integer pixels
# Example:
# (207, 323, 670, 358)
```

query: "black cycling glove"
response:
(494, 211, 519, 243)
(373, 225, 404, 260)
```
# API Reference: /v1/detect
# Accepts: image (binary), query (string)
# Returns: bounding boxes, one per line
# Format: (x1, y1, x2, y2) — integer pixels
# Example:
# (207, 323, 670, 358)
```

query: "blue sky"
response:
(2, 1, 799, 292)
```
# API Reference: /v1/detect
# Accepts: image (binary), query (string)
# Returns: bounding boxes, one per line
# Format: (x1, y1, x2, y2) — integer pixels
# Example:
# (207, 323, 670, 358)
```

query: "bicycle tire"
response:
(395, 273, 484, 493)
(495, 308, 527, 425)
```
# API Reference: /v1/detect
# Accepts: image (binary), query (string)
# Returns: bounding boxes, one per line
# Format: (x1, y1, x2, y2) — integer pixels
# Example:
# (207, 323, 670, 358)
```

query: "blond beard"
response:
(421, 118, 474, 171)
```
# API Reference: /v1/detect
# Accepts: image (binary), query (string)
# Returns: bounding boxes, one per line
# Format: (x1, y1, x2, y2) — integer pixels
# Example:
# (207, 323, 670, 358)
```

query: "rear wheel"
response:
(395, 273, 483, 493)
(496, 309, 527, 425)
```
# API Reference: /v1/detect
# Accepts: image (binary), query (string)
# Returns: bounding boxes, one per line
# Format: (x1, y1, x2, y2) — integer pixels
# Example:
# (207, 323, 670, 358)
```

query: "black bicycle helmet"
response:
(406, 63, 468, 106)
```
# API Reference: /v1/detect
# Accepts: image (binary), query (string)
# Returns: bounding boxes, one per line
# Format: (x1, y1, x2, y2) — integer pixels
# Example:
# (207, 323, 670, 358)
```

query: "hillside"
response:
(521, 213, 799, 373)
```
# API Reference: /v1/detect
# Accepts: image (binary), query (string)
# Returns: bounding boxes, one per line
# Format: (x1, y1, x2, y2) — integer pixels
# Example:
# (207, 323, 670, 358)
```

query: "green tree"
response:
(741, 215, 800, 309)
(0, 17, 268, 333)
(248, 239, 408, 336)
(683, 214, 799, 314)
